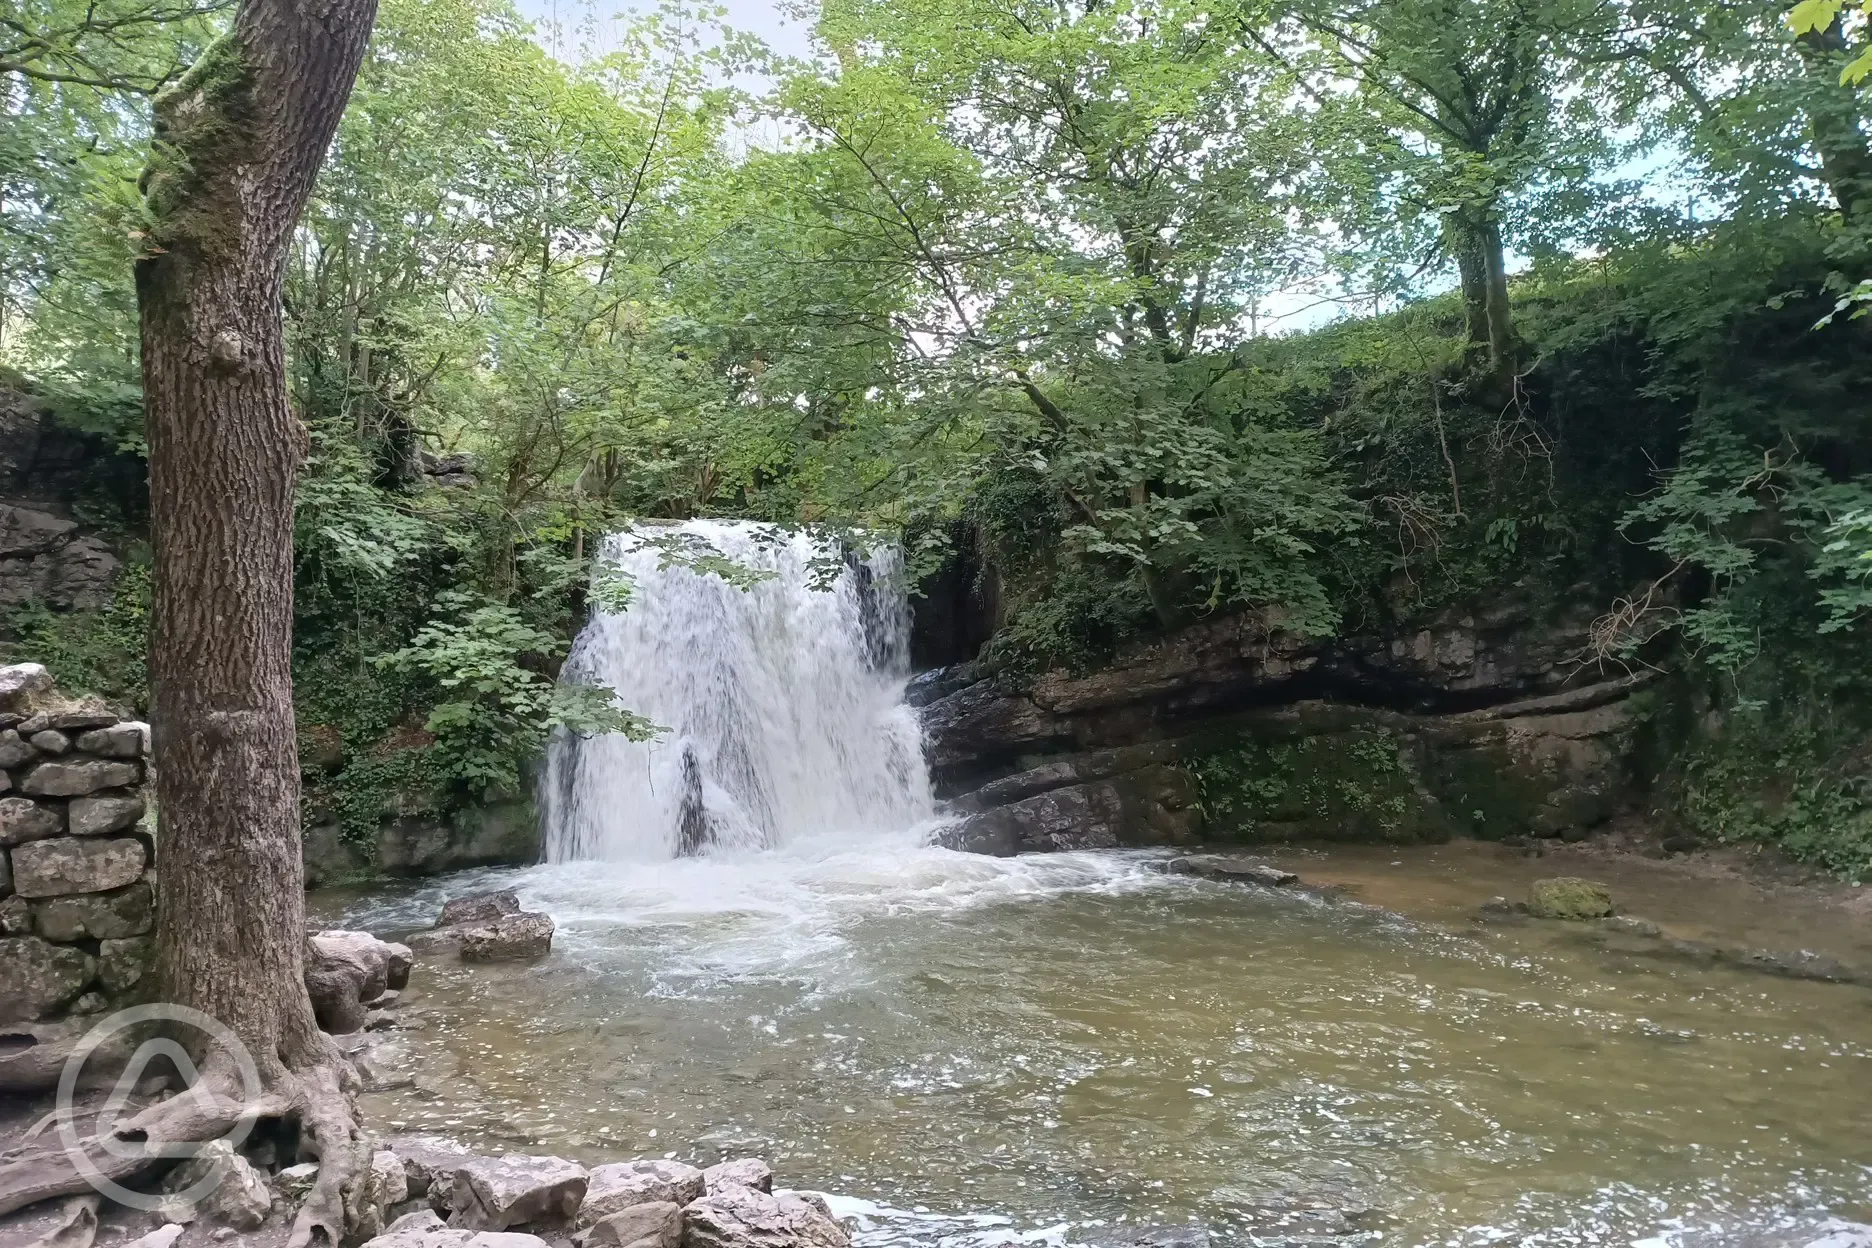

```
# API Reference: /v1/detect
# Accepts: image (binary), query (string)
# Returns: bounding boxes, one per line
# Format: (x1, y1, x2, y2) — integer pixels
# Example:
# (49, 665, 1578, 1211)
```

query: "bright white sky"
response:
(513, 0, 816, 61)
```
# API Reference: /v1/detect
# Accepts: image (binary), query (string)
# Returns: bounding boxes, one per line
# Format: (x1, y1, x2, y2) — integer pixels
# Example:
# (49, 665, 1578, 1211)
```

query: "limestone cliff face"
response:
(0, 389, 135, 612)
(917, 595, 1648, 854)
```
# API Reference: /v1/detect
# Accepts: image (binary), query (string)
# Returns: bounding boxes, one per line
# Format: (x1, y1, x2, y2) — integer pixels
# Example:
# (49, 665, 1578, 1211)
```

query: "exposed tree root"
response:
(0, 1039, 368, 1248)
(283, 1036, 366, 1248)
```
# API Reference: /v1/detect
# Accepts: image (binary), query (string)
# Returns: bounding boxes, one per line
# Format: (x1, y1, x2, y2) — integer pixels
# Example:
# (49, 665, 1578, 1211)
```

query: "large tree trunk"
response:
(1795, 23, 1872, 222)
(0, 1, 377, 1242)
(142, 0, 378, 1239)
(1476, 218, 1515, 369)
(1445, 211, 1516, 373)
(1447, 216, 1491, 351)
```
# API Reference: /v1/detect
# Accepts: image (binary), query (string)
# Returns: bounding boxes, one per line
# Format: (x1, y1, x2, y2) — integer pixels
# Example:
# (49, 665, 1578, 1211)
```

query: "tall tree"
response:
(1273, 0, 1606, 373)
(0, 0, 379, 1243)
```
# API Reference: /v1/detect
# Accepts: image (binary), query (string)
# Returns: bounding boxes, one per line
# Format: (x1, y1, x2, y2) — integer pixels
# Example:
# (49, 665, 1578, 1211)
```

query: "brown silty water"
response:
(317, 837, 1872, 1248)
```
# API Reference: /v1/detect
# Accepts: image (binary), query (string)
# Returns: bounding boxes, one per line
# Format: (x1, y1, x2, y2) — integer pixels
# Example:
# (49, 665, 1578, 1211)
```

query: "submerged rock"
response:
(1083, 1227, 1210, 1248)
(1164, 856, 1299, 887)
(1526, 877, 1614, 920)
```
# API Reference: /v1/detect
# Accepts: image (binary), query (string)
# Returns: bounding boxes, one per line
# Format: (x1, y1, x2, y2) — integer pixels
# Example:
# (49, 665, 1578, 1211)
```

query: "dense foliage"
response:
(3, 0, 1870, 869)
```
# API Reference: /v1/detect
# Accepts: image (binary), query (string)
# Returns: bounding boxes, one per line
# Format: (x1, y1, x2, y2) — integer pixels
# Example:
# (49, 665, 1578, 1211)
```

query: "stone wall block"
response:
(0, 935, 95, 1022)
(0, 796, 63, 846)
(0, 728, 33, 768)
(0, 668, 155, 1025)
(28, 730, 68, 755)
(74, 723, 146, 759)
(33, 879, 154, 941)
(11, 836, 145, 898)
(68, 793, 145, 836)
(21, 759, 139, 797)
(98, 934, 153, 993)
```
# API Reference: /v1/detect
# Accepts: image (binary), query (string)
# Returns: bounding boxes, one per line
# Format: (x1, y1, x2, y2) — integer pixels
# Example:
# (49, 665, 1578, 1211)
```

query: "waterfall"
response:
(542, 520, 935, 862)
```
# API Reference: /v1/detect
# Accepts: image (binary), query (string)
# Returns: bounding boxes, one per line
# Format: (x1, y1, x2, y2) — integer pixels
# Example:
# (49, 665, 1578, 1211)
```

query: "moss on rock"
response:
(1527, 877, 1615, 920)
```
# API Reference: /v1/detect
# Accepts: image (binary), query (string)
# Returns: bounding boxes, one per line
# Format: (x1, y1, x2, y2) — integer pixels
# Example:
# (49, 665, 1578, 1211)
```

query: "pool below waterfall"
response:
(317, 837, 1872, 1248)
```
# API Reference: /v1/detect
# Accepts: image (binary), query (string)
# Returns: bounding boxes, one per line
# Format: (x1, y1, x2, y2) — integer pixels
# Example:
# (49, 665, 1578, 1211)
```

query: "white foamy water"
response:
(542, 520, 934, 863)
(343, 836, 1185, 985)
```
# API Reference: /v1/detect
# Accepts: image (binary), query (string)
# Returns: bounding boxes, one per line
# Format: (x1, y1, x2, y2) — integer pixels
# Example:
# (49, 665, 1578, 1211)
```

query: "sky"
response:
(512, 0, 815, 62)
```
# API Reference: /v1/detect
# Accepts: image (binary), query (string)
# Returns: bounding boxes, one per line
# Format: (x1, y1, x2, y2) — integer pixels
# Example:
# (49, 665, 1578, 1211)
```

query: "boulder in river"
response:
(440, 889, 521, 928)
(681, 1186, 850, 1248)
(703, 1159, 773, 1195)
(450, 1153, 587, 1231)
(586, 1201, 683, 1248)
(1526, 877, 1614, 920)
(306, 929, 415, 1034)
(579, 1161, 706, 1227)
(386, 1135, 479, 1209)
(409, 890, 553, 962)
(457, 912, 554, 962)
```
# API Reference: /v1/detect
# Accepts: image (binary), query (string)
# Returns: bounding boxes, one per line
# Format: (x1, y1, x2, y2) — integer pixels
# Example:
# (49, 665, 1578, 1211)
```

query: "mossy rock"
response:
(1527, 876, 1615, 920)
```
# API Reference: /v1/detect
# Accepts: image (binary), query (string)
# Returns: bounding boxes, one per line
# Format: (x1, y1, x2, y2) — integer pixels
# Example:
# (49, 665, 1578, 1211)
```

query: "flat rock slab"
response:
(579, 1162, 705, 1227)
(451, 1154, 587, 1231)
(20, 760, 138, 798)
(586, 1201, 682, 1248)
(32, 880, 153, 941)
(11, 837, 145, 897)
(0, 798, 62, 846)
(439, 889, 520, 928)
(1164, 856, 1299, 887)
(361, 1231, 551, 1248)
(457, 913, 554, 963)
(702, 1159, 773, 1195)
(68, 795, 145, 837)
(681, 1188, 849, 1248)
(73, 723, 145, 759)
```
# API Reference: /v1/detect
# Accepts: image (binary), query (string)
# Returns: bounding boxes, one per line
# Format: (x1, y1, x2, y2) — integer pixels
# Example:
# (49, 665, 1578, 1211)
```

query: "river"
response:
(314, 522, 1872, 1248)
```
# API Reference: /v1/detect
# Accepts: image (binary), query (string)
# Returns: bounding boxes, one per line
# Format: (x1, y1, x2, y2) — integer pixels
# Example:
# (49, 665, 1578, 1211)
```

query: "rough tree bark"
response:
(1795, 23, 1872, 223)
(1445, 211, 1516, 374)
(0, 1, 377, 1243)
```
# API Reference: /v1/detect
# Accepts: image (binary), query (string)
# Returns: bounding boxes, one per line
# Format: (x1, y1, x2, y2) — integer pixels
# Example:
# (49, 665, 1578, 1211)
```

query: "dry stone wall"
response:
(0, 662, 153, 1024)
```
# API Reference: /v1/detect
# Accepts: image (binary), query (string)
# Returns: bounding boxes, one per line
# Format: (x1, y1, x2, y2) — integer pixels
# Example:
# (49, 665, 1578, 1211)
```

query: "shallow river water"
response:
(317, 838, 1872, 1248)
